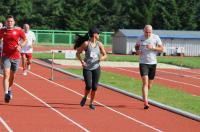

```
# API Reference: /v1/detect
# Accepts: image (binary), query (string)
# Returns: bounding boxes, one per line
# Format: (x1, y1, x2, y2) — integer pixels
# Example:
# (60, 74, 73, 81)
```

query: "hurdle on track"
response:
(51, 50, 76, 80)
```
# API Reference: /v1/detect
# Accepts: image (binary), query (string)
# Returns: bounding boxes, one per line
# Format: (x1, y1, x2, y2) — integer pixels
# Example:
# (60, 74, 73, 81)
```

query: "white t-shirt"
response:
(21, 31, 36, 53)
(136, 34, 162, 64)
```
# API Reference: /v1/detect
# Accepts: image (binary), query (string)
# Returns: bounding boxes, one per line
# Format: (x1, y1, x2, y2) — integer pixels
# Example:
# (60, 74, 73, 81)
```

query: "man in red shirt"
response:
(0, 15, 27, 103)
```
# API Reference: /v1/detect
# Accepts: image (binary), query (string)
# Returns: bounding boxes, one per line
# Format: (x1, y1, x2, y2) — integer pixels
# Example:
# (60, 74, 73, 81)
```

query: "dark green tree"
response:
(157, 0, 181, 29)
(195, 0, 200, 30)
(0, 0, 32, 26)
(61, 0, 100, 30)
(0, 0, 199, 30)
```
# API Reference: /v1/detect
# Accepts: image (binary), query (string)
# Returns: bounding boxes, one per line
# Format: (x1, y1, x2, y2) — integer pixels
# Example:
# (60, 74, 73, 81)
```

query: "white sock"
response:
(8, 87, 12, 91)
(5, 89, 8, 94)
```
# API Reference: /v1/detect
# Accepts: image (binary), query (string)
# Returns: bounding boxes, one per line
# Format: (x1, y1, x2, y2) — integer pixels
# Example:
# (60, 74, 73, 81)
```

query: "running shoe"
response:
(89, 104, 95, 110)
(23, 70, 27, 76)
(144, 105, 149, 109)
(80, 97, 87, 107)
(4, 93, 10, 103)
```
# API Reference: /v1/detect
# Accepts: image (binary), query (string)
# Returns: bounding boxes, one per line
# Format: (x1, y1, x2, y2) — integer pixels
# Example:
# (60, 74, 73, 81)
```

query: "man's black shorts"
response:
(139, 64, 157, 80)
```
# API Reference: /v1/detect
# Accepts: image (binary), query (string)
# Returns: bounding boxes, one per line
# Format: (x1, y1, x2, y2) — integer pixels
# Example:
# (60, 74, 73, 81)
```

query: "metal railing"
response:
(32, 30, 113, 45)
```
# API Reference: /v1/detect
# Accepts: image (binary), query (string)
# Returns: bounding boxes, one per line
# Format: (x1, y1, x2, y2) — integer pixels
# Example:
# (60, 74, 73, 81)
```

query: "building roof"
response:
(116, 29, 200, 39)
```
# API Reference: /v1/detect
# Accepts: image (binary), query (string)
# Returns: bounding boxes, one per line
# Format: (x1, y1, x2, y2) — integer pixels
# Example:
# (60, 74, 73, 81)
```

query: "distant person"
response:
(0, 15, 27, 103)
(135, 25, 164, 109)
(74, 27, 107, 110)
(21, 23, 36, 76)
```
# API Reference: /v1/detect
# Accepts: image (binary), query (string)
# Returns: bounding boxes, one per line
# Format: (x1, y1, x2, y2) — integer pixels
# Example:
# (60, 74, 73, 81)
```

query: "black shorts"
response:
(139, 64, 157, 80)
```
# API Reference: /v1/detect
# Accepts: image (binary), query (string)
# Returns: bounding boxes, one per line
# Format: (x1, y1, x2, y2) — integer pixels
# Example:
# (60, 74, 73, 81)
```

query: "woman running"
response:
(74, 27, 107, 110)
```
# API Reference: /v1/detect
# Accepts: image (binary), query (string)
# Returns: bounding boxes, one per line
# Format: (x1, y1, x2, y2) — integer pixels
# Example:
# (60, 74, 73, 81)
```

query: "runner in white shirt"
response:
(135, 25, 164, 109)
(21, 24, 36, 76)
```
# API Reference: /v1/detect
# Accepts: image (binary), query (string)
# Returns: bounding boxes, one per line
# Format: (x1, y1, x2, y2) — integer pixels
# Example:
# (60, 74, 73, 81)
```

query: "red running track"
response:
(0, 62, 199, 131)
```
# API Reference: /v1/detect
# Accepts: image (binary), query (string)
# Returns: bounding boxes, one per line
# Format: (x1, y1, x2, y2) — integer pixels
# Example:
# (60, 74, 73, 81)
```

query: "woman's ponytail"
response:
(74, 33, 90, 49)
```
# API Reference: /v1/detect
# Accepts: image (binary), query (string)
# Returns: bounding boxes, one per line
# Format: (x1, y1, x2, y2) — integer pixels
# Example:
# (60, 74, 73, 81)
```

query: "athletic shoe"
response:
(27, 65, 31, 70)
(144, 105, 149, 109)
(4, 93, 11, 103)
(89, 104, 95, 110)
(8, 90, 12, 99)
(23, 70, 27, 76)
(80, 97, 87, 107)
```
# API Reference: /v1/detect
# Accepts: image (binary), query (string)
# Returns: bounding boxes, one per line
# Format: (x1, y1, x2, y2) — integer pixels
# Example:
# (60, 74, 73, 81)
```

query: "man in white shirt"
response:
(135, 25, 164, 109)
(21, 24, 36, 76)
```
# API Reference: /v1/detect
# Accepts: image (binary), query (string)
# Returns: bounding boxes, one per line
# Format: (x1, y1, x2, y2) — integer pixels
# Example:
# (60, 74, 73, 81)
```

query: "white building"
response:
(112, 29, 200, 56)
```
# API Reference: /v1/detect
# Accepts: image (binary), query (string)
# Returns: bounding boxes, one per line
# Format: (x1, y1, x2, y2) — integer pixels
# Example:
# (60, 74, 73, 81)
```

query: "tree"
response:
(61, 0, 100, 30)
(0, 0, 33, 26)
(156, 0, 181, 29)
(0, 0, 199, 30)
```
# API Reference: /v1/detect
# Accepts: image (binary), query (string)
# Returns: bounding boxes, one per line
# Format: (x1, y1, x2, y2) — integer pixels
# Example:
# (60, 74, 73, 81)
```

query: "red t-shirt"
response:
(0, 28, 26, 59)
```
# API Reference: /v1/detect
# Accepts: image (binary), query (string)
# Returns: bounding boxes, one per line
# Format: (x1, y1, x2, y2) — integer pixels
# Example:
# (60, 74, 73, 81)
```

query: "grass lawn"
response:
(64, 68, 200, 116)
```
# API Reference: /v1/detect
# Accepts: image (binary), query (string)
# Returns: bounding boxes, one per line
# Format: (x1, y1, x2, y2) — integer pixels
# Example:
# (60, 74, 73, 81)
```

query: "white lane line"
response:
(0, 116, 13, 132)
(114, 67, 200, 89)
(27, 69, 162, 132)
(157, 69, 200, 80)
(14, 83, 90, 132)
(94, 101, 162, 132)
(179, 69, 200, 76)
